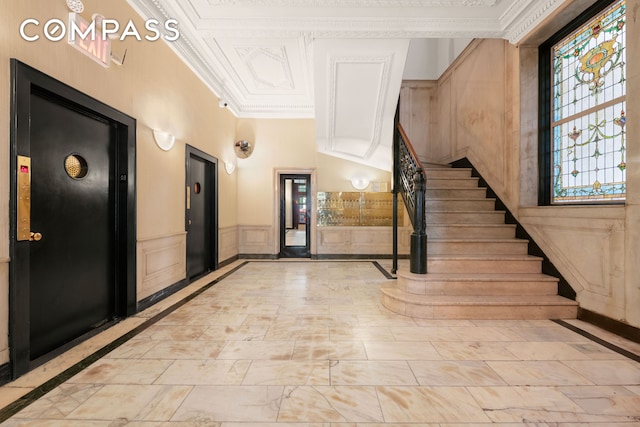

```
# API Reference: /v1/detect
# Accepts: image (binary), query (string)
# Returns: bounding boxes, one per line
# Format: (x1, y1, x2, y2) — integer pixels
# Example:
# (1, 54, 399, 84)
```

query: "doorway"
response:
(9, 60, 136, 377)
(185, 145, 218, 280)
(279, 174, 311, 258)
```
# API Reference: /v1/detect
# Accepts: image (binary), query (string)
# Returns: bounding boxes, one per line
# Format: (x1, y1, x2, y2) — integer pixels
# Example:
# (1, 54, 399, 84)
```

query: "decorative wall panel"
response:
(238, 225, 273, 254)
(219, 225, 239, 263)
(137, 233, 187, 301)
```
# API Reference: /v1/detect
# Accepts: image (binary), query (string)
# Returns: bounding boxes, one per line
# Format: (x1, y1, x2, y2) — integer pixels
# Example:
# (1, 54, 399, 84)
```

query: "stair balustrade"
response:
(392, 110, 427, 274)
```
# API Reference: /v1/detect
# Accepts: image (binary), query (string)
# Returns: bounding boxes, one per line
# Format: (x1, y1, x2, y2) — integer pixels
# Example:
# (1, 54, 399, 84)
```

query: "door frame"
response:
(273, 169, 316, 258)
(185, 145, 218, 279)
(8, 60, 136, 378)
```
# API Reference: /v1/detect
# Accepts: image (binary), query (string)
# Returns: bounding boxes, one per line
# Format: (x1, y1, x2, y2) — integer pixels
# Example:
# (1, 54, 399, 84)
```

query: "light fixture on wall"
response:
(224, 160, 236, 174)
(153, 130, 175, 151)
(351, 177, 370, 190)
(234, 140, 254, 158)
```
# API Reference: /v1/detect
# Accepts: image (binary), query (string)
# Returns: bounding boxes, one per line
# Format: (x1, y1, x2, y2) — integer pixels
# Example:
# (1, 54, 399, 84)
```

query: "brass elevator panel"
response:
(17, 156, 31, 241)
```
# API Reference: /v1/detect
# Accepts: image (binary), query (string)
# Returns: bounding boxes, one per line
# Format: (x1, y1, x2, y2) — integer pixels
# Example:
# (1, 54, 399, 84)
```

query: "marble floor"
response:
(1, 260, 640, 426)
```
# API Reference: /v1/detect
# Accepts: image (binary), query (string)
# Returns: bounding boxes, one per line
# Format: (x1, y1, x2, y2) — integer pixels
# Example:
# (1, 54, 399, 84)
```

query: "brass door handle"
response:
(30, 232, 42, 242)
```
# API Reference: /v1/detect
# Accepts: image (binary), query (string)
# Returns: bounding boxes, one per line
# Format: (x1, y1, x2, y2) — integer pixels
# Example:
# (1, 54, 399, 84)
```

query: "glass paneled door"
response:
(279, 174, 311, 258)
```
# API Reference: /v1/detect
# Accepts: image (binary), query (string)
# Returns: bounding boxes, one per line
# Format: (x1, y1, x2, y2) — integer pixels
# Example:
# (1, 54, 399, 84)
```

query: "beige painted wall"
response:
(234, 118, 397, 255)
(429, 1, 640, 328)
(0, 0, 239, 363)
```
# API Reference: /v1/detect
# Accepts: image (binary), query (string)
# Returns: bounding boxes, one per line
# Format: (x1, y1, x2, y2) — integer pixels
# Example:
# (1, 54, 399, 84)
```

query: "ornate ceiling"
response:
(127, 0, 569, 169)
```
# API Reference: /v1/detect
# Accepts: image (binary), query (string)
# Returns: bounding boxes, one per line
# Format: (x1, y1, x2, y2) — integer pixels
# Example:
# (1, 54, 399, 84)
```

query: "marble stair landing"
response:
(381, 166, 578, 320)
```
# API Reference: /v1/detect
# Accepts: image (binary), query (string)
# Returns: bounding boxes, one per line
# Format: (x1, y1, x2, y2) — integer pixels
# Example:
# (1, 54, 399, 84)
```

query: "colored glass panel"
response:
(551, 0, 626, 203)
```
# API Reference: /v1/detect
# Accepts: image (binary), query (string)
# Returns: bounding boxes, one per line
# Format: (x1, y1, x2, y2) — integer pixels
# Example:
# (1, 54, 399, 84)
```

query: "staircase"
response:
(380, 166, 578, 320)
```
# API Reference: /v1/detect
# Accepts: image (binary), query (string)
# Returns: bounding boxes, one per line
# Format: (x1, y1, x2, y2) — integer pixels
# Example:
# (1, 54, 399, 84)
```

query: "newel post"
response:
(410, 169, 427, 274)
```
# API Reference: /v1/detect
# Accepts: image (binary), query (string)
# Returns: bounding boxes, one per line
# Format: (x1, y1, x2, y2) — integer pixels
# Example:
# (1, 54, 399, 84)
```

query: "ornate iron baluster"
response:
(393, 109, 427, 274)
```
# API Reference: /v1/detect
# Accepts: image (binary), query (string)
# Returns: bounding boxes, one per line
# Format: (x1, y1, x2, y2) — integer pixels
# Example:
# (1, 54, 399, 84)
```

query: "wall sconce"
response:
(153, 130, 175, 151)
(224, 161, 236, 175)
(351, 177, 370, 190)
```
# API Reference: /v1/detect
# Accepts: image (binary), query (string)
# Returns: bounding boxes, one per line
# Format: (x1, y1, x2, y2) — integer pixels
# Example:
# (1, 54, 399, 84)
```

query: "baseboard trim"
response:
(238, 254, 278, 260)
(219, 255, 239, 268)
(0, 363, 10, 386)
(578, 308, 640, 344)
(313, 254, 409, 260)
(138, 279, 189, 312)
(450, 158, 576, 300)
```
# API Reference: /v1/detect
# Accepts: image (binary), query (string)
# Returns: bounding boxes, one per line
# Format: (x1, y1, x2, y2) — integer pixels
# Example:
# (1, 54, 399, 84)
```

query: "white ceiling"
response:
(127, 0, 569, 170)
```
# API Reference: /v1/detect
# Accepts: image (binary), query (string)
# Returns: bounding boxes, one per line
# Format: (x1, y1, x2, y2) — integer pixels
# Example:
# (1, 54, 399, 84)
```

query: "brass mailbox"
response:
(17, 156, 31, 241)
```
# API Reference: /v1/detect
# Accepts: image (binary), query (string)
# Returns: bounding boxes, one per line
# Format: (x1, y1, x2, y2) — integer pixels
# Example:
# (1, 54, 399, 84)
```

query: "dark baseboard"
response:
(137, 279, 189, 312)
(578, 308, 640, 344)
(0, 363, 11, 386)
(218, 255, 239, 268)
(450, 158, 576, 300)
(238, 254, 278, 260)
(313, 254, 409, 260)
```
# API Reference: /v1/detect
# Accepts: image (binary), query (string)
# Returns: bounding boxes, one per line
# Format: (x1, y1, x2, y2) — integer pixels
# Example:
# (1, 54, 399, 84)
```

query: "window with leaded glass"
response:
(546, 0, 626, 204)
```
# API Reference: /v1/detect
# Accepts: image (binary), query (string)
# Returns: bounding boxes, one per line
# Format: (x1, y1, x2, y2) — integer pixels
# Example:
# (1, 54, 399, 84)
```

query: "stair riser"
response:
(381, 294, 578, 320)
(427, 179, 479, 189)
(425, 188, 487, 199)
(427, 212, 505, 224)
(427, 259, 542, 274)
(397, 280, 558, 296)
(427, 226, 516, 238)
(425, 169, 472, 179)
(427, 199, 496, 211)
(427, 241, 528, 255)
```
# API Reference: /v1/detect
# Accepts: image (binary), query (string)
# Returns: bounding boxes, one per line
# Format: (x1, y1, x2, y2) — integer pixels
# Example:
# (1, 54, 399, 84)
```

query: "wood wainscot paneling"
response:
(136, 233, 186, 301)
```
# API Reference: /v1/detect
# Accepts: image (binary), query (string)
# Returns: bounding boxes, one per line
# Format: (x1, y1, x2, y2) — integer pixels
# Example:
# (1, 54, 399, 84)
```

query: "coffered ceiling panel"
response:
(127, 0, 571, 169)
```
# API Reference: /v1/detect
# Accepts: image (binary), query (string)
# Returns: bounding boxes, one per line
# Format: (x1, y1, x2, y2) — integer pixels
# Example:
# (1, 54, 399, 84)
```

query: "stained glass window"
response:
(551, 0, 626, 203)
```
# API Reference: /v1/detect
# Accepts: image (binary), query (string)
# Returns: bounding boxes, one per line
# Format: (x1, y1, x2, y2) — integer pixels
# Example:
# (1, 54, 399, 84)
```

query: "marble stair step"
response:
(395, 272, 559, 296)
(427, 211, 506, 224)
(426, 198, 496, 211)
(425, 188, 487, 199)
(423, 168, 472, 179)
(426, 178, 480, 189)
(380, 286, 578, 320)
(428, 238, 529, 255)
(427, 254, 543, 274)
(427, 223, 516, 238)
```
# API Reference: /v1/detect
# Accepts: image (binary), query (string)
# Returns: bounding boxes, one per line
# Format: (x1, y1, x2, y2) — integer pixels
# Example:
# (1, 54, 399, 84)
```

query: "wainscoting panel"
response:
(219, 225, 239, 263)
(137, 233, 186, 301)
(238, 225, 273, 255)
(317, 227, 410, 255)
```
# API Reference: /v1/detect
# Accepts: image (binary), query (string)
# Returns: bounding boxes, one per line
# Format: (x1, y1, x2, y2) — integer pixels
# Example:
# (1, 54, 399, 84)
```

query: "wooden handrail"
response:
(392, 108, 428, 274)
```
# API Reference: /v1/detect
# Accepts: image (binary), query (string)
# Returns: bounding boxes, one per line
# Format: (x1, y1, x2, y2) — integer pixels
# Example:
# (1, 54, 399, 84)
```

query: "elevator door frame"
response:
(8, 60, 136, 378)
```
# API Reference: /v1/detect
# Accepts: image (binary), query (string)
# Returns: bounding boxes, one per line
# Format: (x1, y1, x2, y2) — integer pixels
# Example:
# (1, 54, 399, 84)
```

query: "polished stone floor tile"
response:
(278, 385, 383, 422)
(376, 385, 490, 423)
(330, 360, 418, 385)
(171, 385, 283, 422)
(486, 360, 594, 386)
(409, 360, 506, 386)
(1, 261, 639, 426)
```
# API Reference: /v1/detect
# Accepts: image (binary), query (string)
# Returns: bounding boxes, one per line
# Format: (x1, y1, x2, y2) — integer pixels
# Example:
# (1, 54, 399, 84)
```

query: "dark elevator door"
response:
(186, 147, 218, 279)
(28, 91, 116, 360)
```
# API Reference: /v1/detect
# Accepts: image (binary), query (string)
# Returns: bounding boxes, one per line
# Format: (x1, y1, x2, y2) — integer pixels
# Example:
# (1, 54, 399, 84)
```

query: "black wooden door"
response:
(10, 60, 136, 377)
(27, 92, 116, 360)
(186, 146, 218, 279)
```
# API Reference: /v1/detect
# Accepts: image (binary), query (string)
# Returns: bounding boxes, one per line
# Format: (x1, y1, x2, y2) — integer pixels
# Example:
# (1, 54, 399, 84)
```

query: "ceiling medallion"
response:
(66, 0, 85, 13)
